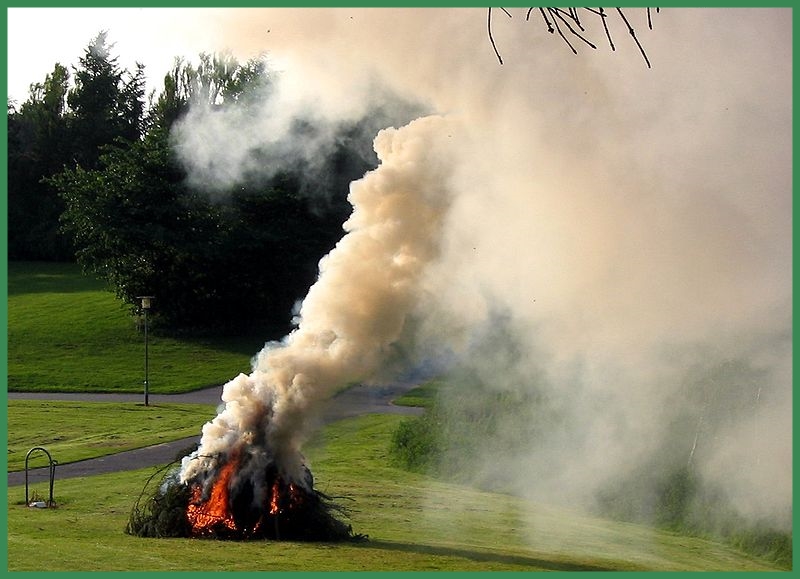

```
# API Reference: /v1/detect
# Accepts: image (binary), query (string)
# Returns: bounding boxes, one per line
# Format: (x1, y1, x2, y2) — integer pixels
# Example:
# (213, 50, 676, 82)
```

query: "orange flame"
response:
(186, 456, 238, 536)
(268, 478, 307, 515)
(185, 457, 309, 538)
(269, 479, 282, 515)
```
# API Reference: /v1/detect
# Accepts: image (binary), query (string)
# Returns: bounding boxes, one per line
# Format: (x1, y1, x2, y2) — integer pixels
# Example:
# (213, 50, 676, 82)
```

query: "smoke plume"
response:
(175, 8, 791, 531)
(180, 114, 462, 484)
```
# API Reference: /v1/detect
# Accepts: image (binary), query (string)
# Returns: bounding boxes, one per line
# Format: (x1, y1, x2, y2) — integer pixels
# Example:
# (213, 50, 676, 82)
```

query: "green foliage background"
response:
(8, 32, 422, 333)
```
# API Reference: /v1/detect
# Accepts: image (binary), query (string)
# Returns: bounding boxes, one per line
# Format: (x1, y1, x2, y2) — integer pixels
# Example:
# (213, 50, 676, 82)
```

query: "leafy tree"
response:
(52, 50, 340, 331)
(8, 32, 147, 260)
(184, 52, 269, 106)
(48, 44, 422, 334)
(7, 63, 74, 259)
(52, 127, 212, 325)
(121, 62, 147, 139)
(52, 126, 346, 333)
(149, 53, 269, 131)
(67, 31, 146, 168)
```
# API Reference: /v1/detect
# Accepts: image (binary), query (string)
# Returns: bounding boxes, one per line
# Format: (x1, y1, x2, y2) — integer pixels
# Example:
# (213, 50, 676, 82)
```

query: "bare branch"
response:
(550, 8, 598, 50)
(486, 7, 658, 68)
(583, 8, 605, 17)
(539, 7, 554, 34)
(600, 7, 615, 52)
(487, 8, 504, 65)
(647, 7, 660, 30)
(546, 8, 578, 55)
(487, 7, 515, 64)
(616, 8, 652, 68)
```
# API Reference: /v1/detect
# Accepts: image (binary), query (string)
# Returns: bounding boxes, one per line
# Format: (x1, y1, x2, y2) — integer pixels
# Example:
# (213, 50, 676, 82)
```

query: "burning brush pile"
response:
(127, 117, 457, 543)
(127, 445, 360, 541)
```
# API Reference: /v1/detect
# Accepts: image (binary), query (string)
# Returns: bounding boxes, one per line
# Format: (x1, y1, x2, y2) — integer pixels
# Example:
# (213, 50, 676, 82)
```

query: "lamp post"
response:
(137, 296, 154, 406)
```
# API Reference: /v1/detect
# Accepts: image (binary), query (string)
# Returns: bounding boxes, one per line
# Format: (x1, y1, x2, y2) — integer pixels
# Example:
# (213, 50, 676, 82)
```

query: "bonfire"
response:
(127, 444, 360, 541)
(127, 117, 457, 543)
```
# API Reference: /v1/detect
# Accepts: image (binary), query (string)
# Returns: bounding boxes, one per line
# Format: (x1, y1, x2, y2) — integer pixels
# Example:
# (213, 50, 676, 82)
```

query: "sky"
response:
(6, 7, 793, 532)
(7, 7, 241, 104)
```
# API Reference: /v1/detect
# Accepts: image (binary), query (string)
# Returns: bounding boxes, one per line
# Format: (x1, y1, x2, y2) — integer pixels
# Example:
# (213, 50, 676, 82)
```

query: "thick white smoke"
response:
(174, 8, 791, 530)
(180, 114, 463, 484)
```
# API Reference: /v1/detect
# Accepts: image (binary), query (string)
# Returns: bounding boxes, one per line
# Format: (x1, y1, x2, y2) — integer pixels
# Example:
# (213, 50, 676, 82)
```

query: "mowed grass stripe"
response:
(7, 400, 217, 471)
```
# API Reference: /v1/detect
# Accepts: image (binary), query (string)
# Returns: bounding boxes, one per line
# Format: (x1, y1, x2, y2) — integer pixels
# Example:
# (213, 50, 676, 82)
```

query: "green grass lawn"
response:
(7, 400, 216, 471)
(7, 414, 784, 572)
(8, 261, 267, 393)
(392, 379, 440, 408)
(5, 263, 789, 571)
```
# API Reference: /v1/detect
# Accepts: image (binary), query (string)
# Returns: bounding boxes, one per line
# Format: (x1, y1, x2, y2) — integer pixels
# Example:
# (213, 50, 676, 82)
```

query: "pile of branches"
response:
(126, 461, 365, 542)
(126, 472, 194, 538)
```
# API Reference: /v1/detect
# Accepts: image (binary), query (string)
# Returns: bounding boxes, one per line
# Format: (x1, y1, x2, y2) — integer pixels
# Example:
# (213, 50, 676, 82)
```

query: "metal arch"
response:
(25, 446, 58, 507)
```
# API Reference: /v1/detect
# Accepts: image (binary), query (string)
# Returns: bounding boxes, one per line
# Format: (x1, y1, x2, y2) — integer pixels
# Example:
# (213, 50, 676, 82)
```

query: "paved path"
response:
(8, 381, 423, 487)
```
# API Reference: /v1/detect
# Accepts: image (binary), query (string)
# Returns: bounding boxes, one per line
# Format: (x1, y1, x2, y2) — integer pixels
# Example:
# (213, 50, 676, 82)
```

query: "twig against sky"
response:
(487, 7, 659, 68)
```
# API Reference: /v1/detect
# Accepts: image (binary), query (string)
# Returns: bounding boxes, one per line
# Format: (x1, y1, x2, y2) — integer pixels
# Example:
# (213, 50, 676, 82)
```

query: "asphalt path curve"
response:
(8, 381, 423, 487)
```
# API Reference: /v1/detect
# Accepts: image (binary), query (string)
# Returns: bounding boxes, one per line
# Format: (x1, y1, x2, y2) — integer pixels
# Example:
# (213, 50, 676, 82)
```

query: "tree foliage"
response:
(39, 37, 400, 333)
(8, 32, 147, 260)
(149, 53, 269, 130)
(66, 31, 146, 166)
(9, 30, 421, 333)
(50, 119, 352, 333)
(7, 63, 74, 260)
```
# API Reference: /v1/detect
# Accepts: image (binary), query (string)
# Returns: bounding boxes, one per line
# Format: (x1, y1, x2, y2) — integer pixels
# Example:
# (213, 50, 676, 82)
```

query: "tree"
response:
(7, 32, 147, 260)
(52, 127, 216, 325)
(149, 53, 269, 131)
(7, 63, 74, 259)
(49, 46, 421, 334)
(52, 127, 347, 333)
(67, 31, 146, 168)
(52, 52, 340, 332)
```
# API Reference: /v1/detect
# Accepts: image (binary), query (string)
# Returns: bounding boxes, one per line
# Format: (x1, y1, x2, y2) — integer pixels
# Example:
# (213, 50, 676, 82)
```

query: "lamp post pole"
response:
(138, 296, 154, 406)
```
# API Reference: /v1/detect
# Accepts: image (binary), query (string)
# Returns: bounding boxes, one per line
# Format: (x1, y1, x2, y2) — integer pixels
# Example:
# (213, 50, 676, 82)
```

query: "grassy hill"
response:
(7, 414, 784, 572)
(6, 261, 789, 571)
(7, 261, 267, 393)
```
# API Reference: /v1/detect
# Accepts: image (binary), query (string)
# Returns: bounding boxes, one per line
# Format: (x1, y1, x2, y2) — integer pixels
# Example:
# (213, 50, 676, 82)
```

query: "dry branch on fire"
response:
(126, 451, 363, 542)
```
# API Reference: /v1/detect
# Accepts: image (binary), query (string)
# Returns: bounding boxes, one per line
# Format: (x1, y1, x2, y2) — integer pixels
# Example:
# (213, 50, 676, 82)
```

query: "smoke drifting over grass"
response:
(174, 8, 791, 532)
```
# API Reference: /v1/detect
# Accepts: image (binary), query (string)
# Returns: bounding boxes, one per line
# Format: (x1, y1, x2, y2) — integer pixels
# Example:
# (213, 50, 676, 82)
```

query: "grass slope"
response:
(7, 414, 782, 572)
(7, 400, 216, 471)
(392, 379, 440, 408)
(8, 262, 265, 393)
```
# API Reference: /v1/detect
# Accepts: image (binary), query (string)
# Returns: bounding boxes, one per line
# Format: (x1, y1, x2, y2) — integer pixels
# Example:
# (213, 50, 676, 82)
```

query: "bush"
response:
(389, 410, 440, 472)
